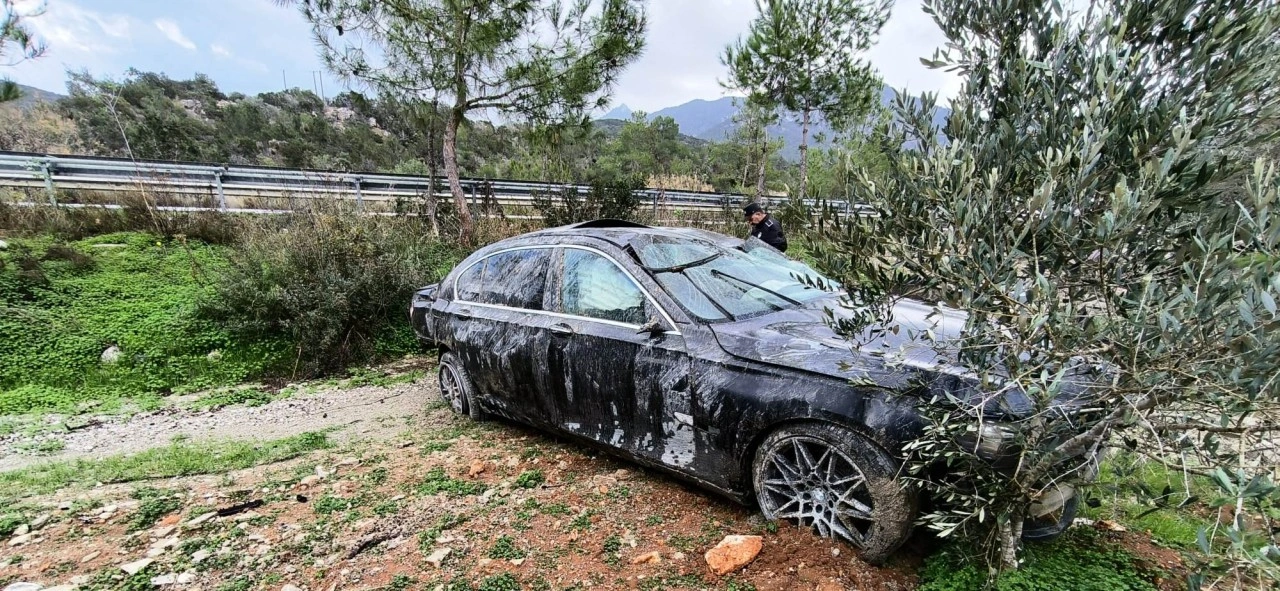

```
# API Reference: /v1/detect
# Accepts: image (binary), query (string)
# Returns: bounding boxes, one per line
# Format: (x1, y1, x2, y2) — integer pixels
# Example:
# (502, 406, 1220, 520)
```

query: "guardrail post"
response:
(354, 177, 364, 211)
(41, 161, 55, 205)
(214, 171, 227, 211)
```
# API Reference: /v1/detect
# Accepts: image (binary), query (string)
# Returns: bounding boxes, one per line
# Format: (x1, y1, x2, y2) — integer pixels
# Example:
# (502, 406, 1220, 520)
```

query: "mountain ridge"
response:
(598, 86, 950, 159)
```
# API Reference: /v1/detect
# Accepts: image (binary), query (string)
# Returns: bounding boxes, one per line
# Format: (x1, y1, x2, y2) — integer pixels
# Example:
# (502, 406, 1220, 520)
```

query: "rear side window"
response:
(455, 260, 484, 302)
(478, 249, 550, 310)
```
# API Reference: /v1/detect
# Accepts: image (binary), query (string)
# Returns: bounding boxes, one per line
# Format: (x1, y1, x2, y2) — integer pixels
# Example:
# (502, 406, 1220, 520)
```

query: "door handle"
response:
(455, 309, 473, 320)
(549, 323, 574, 336)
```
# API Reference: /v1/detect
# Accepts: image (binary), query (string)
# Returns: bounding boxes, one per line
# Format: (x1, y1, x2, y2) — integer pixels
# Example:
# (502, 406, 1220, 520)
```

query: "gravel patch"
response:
(0, 379, 440, 472)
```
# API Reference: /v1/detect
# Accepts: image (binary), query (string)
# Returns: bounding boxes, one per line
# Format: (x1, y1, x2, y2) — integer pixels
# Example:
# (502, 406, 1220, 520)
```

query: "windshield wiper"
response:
(710, 269, 804, 306)
(642, 252, 722, 273)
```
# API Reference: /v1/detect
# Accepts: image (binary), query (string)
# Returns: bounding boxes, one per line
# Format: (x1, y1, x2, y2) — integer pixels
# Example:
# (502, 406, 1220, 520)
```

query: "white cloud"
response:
(867, 0, 963, 103)
(211, 43, 232, 58)
(15, 0, 132, 54)
(607, 0, 961, 113)
(154, 18, 195, 51)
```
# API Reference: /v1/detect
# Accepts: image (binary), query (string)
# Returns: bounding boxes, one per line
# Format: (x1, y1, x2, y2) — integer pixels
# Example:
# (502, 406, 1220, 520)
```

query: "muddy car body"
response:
(410, 220, 1091, 561)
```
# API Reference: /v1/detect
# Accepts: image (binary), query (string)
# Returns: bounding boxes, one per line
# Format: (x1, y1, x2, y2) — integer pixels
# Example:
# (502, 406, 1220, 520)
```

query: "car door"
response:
(443, 247, 555, 424)
(539, 246, 697, 470)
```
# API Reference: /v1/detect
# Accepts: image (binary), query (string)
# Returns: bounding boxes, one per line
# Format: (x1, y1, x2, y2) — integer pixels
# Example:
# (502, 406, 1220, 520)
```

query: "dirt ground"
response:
(0, 370, 923, 591)
(0, 363, 1195, 591)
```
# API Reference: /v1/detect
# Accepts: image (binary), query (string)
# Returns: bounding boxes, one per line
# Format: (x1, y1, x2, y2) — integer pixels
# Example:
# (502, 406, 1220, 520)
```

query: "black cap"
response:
(743, 203, 764, 218)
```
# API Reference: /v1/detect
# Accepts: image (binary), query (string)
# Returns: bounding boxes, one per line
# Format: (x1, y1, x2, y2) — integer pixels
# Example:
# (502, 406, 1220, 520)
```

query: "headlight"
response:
(957, 422, 1015, 459)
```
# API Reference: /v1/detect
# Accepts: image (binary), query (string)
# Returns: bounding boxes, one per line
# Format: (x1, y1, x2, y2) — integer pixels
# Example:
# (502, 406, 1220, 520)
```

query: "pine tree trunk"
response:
(426, 101, 440, 237)
(443, 108, 474, 245)
(799, 107, 811, 202)
(755, 123, 767, 200)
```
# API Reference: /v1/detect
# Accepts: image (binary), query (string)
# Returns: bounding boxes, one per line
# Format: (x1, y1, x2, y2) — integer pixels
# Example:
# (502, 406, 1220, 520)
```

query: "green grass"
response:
(0, 431, 331, 502)
(487, 535, 527, 559)
(0, 232, 291, 414)
(415, 467, 486, 497)
(919, 528, 1163, 591)
(1082, 454, 1218, 549)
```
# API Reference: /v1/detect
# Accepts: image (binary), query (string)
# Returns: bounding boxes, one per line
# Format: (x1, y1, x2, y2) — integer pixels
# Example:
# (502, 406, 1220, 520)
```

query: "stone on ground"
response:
(704, 535, 764, 575)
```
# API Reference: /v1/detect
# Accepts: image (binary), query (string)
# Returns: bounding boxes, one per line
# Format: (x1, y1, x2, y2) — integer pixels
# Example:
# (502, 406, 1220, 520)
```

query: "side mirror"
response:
(637, 317, 667, 335)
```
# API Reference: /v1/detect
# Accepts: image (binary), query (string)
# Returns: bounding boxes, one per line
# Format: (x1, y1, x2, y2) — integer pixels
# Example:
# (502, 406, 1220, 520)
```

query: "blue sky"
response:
(8, 0, 960, 112)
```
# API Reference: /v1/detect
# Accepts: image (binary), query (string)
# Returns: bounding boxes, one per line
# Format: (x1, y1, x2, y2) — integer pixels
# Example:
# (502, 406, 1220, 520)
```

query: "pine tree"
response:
(288, 0, 647, 244)
(723, 0, 889, 203)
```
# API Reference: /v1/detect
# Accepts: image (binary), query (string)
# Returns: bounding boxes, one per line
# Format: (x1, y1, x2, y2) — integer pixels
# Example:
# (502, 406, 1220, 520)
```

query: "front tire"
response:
(752, 423, 915, 564)
(437, 352, 486, 421)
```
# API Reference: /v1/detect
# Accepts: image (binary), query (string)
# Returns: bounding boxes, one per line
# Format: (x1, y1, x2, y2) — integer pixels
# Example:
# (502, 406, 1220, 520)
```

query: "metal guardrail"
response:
(0, 151, 876, 217)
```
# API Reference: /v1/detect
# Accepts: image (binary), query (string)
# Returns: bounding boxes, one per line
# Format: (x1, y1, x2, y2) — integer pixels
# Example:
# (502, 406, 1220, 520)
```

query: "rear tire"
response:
(752, 423, 916, 564)
(437, 352, 486, 421)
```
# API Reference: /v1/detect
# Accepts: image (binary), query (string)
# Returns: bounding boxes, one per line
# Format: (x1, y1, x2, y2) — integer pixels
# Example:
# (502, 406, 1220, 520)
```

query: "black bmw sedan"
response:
(409, 220, 1089, 562)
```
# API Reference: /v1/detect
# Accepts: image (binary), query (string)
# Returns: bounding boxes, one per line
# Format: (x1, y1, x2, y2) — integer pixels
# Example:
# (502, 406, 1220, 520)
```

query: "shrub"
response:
(197, 204, 464, 377)
(530, 176, 646, 227)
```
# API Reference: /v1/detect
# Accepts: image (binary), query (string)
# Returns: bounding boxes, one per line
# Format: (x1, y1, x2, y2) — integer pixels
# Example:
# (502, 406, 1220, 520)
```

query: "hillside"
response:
(8, 83, 65, 110)
(602, 86, 952, 160)
(591, 117, 708, 148)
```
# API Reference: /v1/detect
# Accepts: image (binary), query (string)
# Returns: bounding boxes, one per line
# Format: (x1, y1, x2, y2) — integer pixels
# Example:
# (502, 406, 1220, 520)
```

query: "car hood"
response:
(708, 296, 1051, 417)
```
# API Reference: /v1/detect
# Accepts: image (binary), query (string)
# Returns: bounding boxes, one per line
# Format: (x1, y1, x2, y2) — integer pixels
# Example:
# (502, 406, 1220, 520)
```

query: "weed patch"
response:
(128, 487, 183, 531)
(514, 469, 544, 489)
(415, 467, 486, 497)
(918, 529, 1161, 591)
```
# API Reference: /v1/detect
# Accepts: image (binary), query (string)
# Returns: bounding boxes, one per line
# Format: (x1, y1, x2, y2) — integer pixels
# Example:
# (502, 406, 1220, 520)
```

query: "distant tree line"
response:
(15, 69, 879, 202)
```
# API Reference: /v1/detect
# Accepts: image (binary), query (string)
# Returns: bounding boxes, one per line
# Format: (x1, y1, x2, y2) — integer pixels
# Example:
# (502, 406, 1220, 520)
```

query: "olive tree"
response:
(289, 0, 646, 244)
(722, 0, 889, 202)
(815, 0, 1280, 579)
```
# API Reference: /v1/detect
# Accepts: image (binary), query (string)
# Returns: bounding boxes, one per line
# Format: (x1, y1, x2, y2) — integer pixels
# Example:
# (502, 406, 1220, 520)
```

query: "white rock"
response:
(337, 457, 359, 467)
(151, 525, 177, 538)
(281, 586, 303, 591)
(29, 514, 51, 529)
(12, 524, 29, 536)
(423, 547, 452, 568)
(119, 557, 154, 575)
(151, 573, 177, 585)
(0, 239, 7, 250)
(2, 583, 43, 591)
(81, 550, 101, 563)
(190, 550, 211, 564)
(99, 504, 118, 515)
(45, 586, 77, 591)
(150, 537, 180, 552)
(206, 350, 222, 362)
(184, 512, 217, 528)
(100, 346, 122, 364)
(7, 533, 33, 546)
(176, 572, 196, 584)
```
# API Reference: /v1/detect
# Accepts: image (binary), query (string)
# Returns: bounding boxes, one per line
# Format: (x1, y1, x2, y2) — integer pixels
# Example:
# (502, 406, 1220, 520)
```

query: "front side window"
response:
(477, 249, 550, 310)
(561, 249, 647, 325)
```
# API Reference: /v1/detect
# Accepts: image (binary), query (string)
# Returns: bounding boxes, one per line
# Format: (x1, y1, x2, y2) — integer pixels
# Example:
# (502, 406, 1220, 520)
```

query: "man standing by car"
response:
(743, 203, 788, 252)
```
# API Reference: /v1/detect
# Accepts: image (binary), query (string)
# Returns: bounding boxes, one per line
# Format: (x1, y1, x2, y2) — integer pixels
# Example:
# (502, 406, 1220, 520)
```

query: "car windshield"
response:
(636, 236, 841, 321)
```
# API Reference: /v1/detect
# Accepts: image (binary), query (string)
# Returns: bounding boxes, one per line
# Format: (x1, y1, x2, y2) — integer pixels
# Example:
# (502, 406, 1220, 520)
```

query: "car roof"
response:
(509, 219, 741, 251)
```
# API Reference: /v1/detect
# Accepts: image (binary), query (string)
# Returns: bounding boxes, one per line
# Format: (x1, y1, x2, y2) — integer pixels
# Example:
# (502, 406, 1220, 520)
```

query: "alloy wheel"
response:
(756, 435, 875, 547)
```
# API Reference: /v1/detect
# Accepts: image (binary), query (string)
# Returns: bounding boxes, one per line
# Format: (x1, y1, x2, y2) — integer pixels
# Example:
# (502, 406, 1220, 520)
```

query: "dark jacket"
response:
(749, 214, 787, 252)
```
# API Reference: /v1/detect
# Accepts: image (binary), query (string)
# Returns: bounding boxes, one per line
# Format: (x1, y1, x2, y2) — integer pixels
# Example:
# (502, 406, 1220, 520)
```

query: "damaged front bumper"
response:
(1022, 450, 1100, 541)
